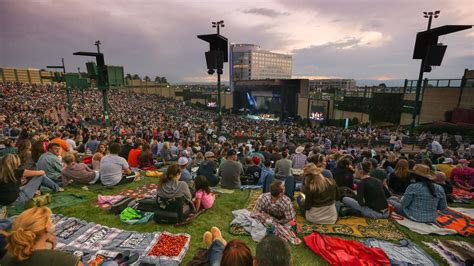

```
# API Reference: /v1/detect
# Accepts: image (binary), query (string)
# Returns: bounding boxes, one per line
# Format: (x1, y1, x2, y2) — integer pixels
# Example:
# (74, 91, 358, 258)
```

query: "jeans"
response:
(15, 175, 60, 204)
(208, 240, 225, 266)
(387, 198, 409, 218)
(342, 197, 389, 218)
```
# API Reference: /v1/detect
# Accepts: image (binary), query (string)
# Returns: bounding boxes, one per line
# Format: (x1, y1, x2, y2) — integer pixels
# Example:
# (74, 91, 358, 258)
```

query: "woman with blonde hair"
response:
(387, 159, 412, 195)
(0, 154, 61, 207)
(297, 163, 338, 224)
(0, 207, 81, 265)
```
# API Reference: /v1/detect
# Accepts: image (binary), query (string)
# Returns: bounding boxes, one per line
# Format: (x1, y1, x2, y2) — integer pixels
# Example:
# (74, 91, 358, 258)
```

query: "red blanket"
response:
(304, 232, 390, 265)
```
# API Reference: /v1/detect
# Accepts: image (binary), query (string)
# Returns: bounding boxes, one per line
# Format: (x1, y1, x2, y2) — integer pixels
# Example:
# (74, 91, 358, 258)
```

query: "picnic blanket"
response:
(436, 209, 474, 237)
(210, 187, 235, 194)
(363, 238, 437, 266)
(298, 216, 405, 241)
(117, 183, 158, 199)
(424, 239, 474, 266)
(452, 187, 474, 200)
(52, 214, 190, 265)
(245, 190, 261, 211)
(304, 232, 390, 265)
(7, 194, 87, 216)
(450, 207, 474, 219)
(395, 216, 457, 235)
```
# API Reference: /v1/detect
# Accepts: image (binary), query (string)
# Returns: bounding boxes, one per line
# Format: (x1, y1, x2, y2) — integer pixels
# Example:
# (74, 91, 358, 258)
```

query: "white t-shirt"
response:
(100, 154, 129, 186)
(66, 138, 77, 152)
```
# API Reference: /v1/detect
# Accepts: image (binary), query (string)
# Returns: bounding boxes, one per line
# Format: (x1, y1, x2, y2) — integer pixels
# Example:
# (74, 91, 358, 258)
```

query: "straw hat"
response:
(295, 146, 305, 154)
(409, 164, 436, 180)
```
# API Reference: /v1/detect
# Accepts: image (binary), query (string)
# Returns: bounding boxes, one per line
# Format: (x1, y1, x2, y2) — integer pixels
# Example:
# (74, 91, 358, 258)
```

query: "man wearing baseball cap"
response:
(197, 151, 219, 186)
(178, 157, 192, 183)
(219, 150, 243, 189)
(435, 157, 455, 178)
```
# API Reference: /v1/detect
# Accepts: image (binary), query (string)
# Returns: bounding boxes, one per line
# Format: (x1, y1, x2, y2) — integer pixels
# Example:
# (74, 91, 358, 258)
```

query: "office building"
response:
(229, 44, 292, 90)
(309, 79, 356, 92)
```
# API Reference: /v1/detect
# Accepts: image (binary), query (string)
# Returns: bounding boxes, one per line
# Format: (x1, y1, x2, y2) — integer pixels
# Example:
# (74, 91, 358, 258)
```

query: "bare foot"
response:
(57, 187, 65, 192)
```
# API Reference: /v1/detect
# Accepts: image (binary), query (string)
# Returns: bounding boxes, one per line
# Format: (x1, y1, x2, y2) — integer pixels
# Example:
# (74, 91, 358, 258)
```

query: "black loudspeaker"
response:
(205, 51, 224, 70)
(425, 44, 447, 66)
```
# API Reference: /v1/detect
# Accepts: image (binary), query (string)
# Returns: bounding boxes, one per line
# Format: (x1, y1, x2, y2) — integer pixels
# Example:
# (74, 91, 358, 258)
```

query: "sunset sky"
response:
(1, 0, 473, 84)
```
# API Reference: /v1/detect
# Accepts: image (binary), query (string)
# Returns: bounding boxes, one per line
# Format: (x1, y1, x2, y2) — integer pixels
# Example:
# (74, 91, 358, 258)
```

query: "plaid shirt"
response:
(290, 153, 307, 169)
(252, 192, 295, 224)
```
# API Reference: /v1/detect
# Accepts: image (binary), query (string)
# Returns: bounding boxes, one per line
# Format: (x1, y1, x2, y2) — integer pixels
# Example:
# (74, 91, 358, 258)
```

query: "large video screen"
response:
(245, 91, 282, 114)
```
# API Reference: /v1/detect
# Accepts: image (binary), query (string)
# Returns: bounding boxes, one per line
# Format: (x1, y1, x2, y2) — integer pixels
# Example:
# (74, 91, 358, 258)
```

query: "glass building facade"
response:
(230, 44, 292, 90)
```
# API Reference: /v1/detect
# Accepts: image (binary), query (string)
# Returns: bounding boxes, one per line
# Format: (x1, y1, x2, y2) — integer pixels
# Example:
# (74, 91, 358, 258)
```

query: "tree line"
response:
(125, 73, 168, 84)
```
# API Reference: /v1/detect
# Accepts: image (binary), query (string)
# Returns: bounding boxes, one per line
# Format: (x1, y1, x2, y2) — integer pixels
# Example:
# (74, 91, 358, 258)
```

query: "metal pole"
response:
(61, 58, 66, 73)
(410, 14, 433, 135)
(217, 71, 222, 135)
(102, 88, 110, 127)
(66, 87, 72, 113)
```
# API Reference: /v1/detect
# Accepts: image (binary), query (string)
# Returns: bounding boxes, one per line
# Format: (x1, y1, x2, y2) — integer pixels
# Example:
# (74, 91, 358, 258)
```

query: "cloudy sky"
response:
(1, 0, 473, 85)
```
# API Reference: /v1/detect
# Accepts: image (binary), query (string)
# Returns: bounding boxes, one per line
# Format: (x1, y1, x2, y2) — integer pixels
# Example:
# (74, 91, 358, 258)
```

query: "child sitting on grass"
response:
(193, 175, 215, 210)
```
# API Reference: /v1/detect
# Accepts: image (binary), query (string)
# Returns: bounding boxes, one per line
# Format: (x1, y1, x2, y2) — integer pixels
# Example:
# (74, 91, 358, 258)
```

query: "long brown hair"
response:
(160, 164, 181, 186)
(0, 207, 52, 261)
(393, 159, 409, 178)
(0, 154, 21, 183)
(17, 139, 32, 164)
(221, 240, 253, 266)
(31, 141, 46, 163)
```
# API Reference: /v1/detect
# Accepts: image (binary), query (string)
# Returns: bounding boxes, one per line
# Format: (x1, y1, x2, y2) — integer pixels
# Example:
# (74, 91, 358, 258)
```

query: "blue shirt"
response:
(180, 169, 192, 182)
(401, 182, 447, 223)
(258, 167, 274, 186)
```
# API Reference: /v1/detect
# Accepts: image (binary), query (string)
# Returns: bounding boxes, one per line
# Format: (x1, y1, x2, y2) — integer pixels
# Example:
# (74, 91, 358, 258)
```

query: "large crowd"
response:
(1, 82, 474, 265)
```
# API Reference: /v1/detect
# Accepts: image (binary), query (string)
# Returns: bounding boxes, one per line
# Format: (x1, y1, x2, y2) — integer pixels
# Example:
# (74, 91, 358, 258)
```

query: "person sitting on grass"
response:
(0, 207, 82, 266)
(433, 171, 454, 203)
(341, 161, 389, 218)
(386, 159, 412, 196)
(127, 141, 142, 169)
(193, 175, 215, 210)
(156, 164, 194, 208)
(61, 153, 99, 186)
(245, 156, 261, 185)
(219, 150, 244, 189)
(100, 143, 139, 187)
(91, 143, 107, 170)
(178, 157, 192, 182)
(252, 181, 296, 224)
(197, 151, 218, 186)
(137, 143, 154, 169)
(450, 159, 474, 192)
(297, 163, 338, 224)
(258, 159, 274, 186)
(254, 235, 292, 266)
(202, 226, 252, 266)
(36, 143, 63, 185)
(0, 154, 62, 207)
(388, 164, 448, 223)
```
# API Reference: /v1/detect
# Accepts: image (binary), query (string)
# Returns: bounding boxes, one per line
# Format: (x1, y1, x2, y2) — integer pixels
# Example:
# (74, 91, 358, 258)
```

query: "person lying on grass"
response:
(193, 175, 215, 210)
(0, 207, 83, 266)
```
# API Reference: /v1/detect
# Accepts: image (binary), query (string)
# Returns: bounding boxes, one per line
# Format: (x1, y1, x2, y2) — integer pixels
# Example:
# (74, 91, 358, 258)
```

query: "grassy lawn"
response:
(53, 177, 474, 266)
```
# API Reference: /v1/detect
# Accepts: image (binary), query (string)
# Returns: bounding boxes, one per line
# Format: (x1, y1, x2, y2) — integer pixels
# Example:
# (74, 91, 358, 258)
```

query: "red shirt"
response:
(127, 148, 142, 168)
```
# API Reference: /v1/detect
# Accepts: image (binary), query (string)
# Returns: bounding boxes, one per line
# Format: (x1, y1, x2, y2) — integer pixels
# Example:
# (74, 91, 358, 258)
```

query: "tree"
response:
(125, 73, 132, 80)
(132, 74, 141, 80)
(378, 83, 387, 88)
(160, 77, 168, 84)
(144, 76, 151, 82)
(154, 76, 161, 82)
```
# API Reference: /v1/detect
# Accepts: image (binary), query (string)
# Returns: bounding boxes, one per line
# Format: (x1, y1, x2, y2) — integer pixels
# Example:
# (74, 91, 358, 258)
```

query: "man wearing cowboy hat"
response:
(388, 164, 447, 222)
(290, 146, 307, 170)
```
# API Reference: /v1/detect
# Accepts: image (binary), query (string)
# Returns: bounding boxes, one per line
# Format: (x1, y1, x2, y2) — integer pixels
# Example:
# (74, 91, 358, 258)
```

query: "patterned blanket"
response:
(242, 190, 405, 241)
(118, 183, 159, 199)
(52, 214, 190, 265)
